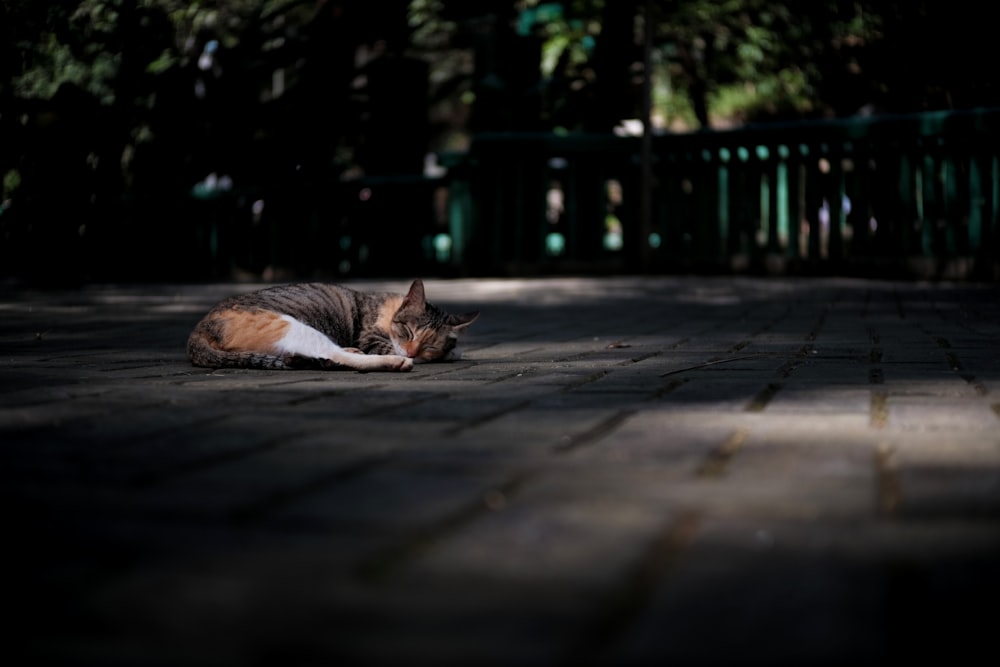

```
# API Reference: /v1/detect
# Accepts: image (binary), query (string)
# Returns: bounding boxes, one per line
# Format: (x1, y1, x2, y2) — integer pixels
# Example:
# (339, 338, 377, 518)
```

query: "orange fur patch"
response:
(375, 295, 404, 335)
(216, 309, 291, 352)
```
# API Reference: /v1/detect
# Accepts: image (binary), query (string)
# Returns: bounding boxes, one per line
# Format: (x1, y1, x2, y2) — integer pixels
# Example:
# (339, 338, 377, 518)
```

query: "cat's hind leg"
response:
(275, 315, 413, 372)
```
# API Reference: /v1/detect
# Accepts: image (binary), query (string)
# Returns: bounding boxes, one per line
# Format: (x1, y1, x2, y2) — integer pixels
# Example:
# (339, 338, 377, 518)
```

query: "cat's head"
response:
(390, 279, 479, 362)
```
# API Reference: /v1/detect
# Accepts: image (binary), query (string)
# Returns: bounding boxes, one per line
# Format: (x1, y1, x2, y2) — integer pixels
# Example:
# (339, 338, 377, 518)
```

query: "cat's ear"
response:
(401, 279, 426, 309)
(447, 311, 479, 330)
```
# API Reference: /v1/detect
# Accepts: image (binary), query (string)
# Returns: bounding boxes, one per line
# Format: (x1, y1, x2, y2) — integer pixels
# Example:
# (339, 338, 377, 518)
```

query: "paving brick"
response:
(4, 276, 1000, 666)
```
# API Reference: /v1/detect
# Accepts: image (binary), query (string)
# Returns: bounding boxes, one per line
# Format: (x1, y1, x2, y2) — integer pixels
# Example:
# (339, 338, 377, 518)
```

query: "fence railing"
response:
(441, 107, 1000, 279)
(4, 109, 997, 283)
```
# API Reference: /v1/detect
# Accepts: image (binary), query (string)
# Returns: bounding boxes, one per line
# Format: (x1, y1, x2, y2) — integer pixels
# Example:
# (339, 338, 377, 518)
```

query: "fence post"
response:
(717, 147, 730, 262)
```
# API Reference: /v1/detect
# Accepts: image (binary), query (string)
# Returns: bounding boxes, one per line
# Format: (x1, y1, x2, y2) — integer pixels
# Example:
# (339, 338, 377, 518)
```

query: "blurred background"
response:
(1, 0, 997, 284)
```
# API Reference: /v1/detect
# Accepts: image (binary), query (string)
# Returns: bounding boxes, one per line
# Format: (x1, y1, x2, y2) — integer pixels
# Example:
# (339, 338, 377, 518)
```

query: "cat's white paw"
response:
(390, 356, 414, 372)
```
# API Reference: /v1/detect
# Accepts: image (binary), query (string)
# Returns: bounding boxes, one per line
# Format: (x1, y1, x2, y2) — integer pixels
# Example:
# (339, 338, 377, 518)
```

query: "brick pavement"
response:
(2, 275, 1000, 666)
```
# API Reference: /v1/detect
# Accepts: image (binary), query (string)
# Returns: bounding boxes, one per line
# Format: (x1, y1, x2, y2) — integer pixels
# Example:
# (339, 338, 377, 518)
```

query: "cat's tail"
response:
(187, 330, 291, 370)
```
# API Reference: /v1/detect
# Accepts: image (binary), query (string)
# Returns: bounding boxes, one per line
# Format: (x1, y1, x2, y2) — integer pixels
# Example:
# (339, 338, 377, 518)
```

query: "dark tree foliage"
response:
(0, 0, 991, 281)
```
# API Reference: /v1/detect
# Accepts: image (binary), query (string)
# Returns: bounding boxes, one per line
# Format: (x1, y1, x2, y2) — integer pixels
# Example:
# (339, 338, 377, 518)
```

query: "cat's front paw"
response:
(389, 355, 414, 372)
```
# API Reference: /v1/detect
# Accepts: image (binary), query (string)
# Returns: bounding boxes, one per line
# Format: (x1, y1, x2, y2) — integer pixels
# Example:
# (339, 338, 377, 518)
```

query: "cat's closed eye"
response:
(423, 335, 458, 357)
(394, 323, 415, 340)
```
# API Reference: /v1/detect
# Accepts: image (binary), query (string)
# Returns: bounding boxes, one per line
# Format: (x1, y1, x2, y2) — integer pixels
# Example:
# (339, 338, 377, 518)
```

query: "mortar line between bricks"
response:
(563, 370, 610, 389)
(1, 398, 232, 442)
(650, 376, 690, 399)
(875, 442, 901, 516)
(484, 367, 539, 385)
(359, 392, 444, 417)
(551, 410, 636, 453)
(657, 355, 761, 377)
(923, 328, 990, 394)
(660, 292, 819, 372)
(559, 509, 702, 667)
(870, 391, 889, 429)
(625, 349, 662, 363)
(892, 288, 907, 320)
(355, 469, 536, 583)
(129, 426, 318, 487)
(229, 453, 391, 523)
(286, 386, 387, 406)
(746, 382, 783, 413)
(441, 398, 535, 436)
(444, 369, 614, 436)
(104, 366, 207, 377)
(696, 428, 751, 477)
(354, 406, 641, 582)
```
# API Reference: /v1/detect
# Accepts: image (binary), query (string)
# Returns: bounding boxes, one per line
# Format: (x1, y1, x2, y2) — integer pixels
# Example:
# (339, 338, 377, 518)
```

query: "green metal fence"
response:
(5, 108, 997, 283)
(442, 108, 1000, 279)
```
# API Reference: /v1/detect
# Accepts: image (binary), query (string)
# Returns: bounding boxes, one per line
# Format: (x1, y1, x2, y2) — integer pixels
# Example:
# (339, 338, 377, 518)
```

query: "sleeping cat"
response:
(187, 279, 478, 372)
